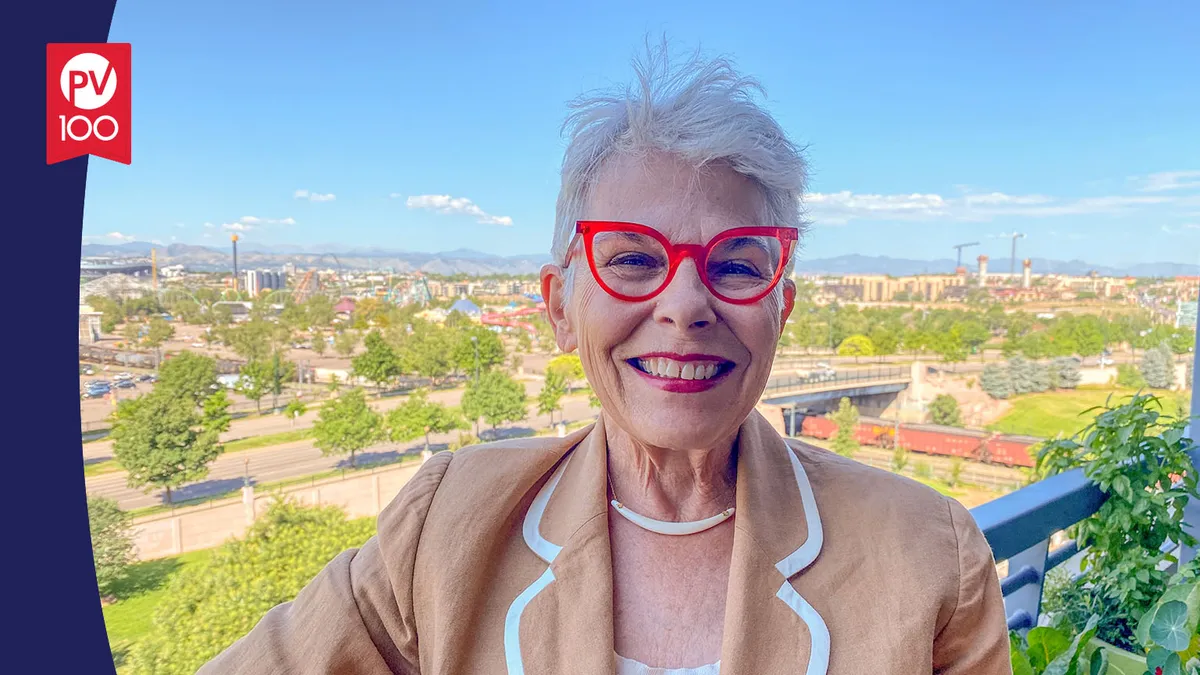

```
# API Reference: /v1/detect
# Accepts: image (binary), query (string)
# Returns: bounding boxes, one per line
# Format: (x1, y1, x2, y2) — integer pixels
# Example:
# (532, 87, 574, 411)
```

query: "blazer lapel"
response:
(720, 411, 830, 675)
(503, 411, 830, 675)
(505, 417, 616, 675)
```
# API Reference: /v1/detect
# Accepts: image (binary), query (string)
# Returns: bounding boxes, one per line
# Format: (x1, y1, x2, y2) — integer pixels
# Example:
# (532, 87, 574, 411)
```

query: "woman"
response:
(201, 46, 1010, 675)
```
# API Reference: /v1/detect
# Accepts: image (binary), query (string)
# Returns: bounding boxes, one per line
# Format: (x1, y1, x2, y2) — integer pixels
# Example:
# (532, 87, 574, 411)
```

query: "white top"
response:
(615, 652, 720, 675)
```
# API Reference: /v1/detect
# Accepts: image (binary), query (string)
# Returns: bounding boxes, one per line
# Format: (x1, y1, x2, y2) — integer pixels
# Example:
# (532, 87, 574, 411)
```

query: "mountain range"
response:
(80, 242, 1200, 278)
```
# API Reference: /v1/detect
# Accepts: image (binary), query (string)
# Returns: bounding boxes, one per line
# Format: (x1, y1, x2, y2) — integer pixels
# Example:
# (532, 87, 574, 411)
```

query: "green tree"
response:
(311, 332, 328, 356)
(829, 397, 860, 458)
(955, 320, 991, 360)
(156, 351, 219, 406)
(401, 323, 454, 384)
(1048, 356, 1081, 390)
(980, 363, 1013, 399)
(461, 370, 528, 433)
(1140, 343, 1176, 389)
(546, 353, 586, 393)
(588, 387, 602, 409)
(1116, 363, 1147, 389)
(537, 370, 567, 426)
(333, 329, 359, 357)
(283, 399, 307, 428)
(928, 394, 963, 427)
(384, 390, 466, 453)
(87, 495, 134, 596)
(224, 320, 278, 362)
(868, 325, 899, 359)
(312, 388, 380, 467)
(237, 360, 270, 414)
(1009, 356, 1050, 395)
(127, 500, 375, 675)
(451, 327, 506, 376)
(202, 389, 232, 434)
(352, 330, 402, 393)
(305, 295, 335, 327)
(110, 391, 222, 504)
(144, 317, 175, 362)
(836, 334, 875, 363)
(122, 321, 142, 348)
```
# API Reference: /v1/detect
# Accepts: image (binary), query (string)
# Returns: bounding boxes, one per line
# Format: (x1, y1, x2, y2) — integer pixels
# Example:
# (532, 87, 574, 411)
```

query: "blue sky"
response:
(82, 0, 1200, 266)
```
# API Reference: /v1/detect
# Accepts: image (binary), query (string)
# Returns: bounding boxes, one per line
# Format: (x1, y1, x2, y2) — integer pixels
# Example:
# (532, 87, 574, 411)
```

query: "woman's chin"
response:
(619, 406, 740, 450)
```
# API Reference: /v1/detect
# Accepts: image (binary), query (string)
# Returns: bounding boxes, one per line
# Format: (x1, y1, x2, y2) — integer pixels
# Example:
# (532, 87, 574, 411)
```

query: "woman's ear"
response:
(540, 263, 578, 353)
(779, 279, 796, 336)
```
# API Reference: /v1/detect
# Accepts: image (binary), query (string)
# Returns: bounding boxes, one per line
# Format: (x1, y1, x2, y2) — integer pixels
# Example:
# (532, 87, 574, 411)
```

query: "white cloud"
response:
(389, 192, 404, 199)
(223, 222, 251, 232)
(1136, 170, 1200, 193)
(203, 222, 215, 229)
(203, 233, 212, 239)
(1185, 223, 1200, 230)
(405, 194, 513, 226)
(151, 239, 164, 245)
(174, 223, 186, 229)
(805, 190, 1176, 225)
(105, 231, 135, 241)
(294, 189, 336, 202)
(238, 216, 295, 226)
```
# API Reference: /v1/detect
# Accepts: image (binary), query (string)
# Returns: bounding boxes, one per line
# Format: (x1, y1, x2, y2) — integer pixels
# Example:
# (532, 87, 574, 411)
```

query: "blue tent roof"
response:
(449, 298, 482, 315)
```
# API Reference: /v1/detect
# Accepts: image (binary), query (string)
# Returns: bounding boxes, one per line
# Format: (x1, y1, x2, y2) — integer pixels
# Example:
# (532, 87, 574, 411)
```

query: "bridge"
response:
(761, 364, 913, 420)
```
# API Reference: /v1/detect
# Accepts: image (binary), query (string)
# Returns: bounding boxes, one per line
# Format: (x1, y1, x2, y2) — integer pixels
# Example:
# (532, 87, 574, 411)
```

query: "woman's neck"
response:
(603, 412, 738, 522)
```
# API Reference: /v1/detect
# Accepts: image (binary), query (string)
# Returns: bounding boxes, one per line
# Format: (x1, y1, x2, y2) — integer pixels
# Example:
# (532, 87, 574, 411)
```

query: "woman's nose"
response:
(652, 258, 717, 329)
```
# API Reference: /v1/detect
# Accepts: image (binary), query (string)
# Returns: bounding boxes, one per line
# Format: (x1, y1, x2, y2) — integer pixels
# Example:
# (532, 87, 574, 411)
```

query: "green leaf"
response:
(1029, 626, 1073, 670)
(1011, 639, 1035, 675)
(1151, 601, 1193, 652)
(1045, 615, 1101, 675)
(1089, 647, 1109, 675)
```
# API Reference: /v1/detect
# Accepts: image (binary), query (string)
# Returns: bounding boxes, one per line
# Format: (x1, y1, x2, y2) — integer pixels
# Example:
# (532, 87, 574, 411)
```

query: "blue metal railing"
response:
(762, 365, 908, 395)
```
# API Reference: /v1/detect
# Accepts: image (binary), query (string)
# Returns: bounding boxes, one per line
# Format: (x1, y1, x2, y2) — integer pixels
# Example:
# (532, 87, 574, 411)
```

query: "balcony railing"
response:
(972, 297, 1200, 632)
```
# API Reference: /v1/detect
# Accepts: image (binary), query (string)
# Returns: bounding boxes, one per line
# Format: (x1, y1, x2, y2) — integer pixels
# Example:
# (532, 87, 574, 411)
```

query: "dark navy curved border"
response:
(13, 1, 118, 671)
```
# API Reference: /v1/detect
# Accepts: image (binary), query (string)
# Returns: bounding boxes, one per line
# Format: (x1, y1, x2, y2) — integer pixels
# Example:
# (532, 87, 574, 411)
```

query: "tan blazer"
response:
(200, 411, 1011, 674)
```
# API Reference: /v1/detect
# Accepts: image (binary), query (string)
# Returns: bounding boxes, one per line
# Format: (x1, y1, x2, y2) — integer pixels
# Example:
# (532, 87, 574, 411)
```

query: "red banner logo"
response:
(46, 43, 131, 165)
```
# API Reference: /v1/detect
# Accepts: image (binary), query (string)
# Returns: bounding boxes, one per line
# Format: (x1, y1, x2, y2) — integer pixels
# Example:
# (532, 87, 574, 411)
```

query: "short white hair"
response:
(552, 39, 809, 292)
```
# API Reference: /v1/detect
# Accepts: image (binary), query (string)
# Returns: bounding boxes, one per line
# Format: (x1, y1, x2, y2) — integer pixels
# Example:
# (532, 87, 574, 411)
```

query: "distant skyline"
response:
(82, 1, 1200, 267)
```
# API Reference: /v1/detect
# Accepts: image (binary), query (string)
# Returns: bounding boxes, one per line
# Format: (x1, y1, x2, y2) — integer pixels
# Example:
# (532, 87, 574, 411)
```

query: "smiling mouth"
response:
(626, 356, 736, 381)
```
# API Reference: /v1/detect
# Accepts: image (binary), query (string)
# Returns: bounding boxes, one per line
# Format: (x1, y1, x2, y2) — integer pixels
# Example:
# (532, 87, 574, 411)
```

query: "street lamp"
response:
(470, 336, 480, 383)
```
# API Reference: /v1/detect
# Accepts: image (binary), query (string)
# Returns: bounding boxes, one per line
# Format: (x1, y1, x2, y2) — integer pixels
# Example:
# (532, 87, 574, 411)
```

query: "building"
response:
(839, 274, 966, 302)
(78, 304, 103, 344)
(449, 298, 482, 318)
(244, 270, 288, 297)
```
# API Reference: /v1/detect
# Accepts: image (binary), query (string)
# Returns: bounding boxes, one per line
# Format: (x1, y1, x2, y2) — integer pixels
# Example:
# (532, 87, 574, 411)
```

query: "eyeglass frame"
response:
(559, 220, 799, 305)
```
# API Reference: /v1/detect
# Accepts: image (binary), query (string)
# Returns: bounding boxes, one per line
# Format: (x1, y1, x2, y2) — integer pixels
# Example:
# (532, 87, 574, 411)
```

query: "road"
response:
(85, 388, 599, 510)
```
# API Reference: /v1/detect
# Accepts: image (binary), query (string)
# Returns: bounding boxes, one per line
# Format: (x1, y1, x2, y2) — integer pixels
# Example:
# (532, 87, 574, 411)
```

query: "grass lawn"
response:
(222, 427, 314, 453)
(103, 549, 213, 670)
(988, 388, 1191, 439)
(84, 459, 121, 477)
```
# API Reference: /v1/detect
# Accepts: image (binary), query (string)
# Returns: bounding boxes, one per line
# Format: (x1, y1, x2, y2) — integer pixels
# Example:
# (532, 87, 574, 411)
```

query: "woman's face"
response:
(544, 151, 795, 450)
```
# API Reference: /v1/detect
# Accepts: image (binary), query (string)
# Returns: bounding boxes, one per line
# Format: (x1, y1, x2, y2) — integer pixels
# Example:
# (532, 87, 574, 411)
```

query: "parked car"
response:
(82, 383, 111, 399)
(114, 372, 134, 382)
(191, 341, 206, 348)
(114, 379, 136, 389)
(137, 373, 154, 382)
(1098, 357, 1115, 367)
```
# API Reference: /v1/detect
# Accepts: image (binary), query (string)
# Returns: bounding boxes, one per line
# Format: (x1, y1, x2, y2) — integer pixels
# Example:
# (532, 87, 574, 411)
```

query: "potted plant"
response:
(1013, 393, 1200, 674)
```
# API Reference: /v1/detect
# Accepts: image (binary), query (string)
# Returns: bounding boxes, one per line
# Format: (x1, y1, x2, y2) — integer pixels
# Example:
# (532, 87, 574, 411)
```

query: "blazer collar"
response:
(510, 410, 828, 675)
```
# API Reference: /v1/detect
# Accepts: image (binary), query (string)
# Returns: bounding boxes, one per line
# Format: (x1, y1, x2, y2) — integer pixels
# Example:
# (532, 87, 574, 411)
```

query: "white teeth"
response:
(636, 359, 724, 380)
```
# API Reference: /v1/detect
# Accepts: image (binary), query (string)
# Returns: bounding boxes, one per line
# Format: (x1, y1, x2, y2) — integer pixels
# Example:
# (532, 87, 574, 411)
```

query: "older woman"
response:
(201, 47, 1009, 675)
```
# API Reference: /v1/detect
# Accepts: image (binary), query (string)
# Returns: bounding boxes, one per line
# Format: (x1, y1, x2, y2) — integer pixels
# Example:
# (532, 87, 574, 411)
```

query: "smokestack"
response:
(1022, 259, 1032, 289)
(232, 234, 240, 293)
(977, 255, 989, 287)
